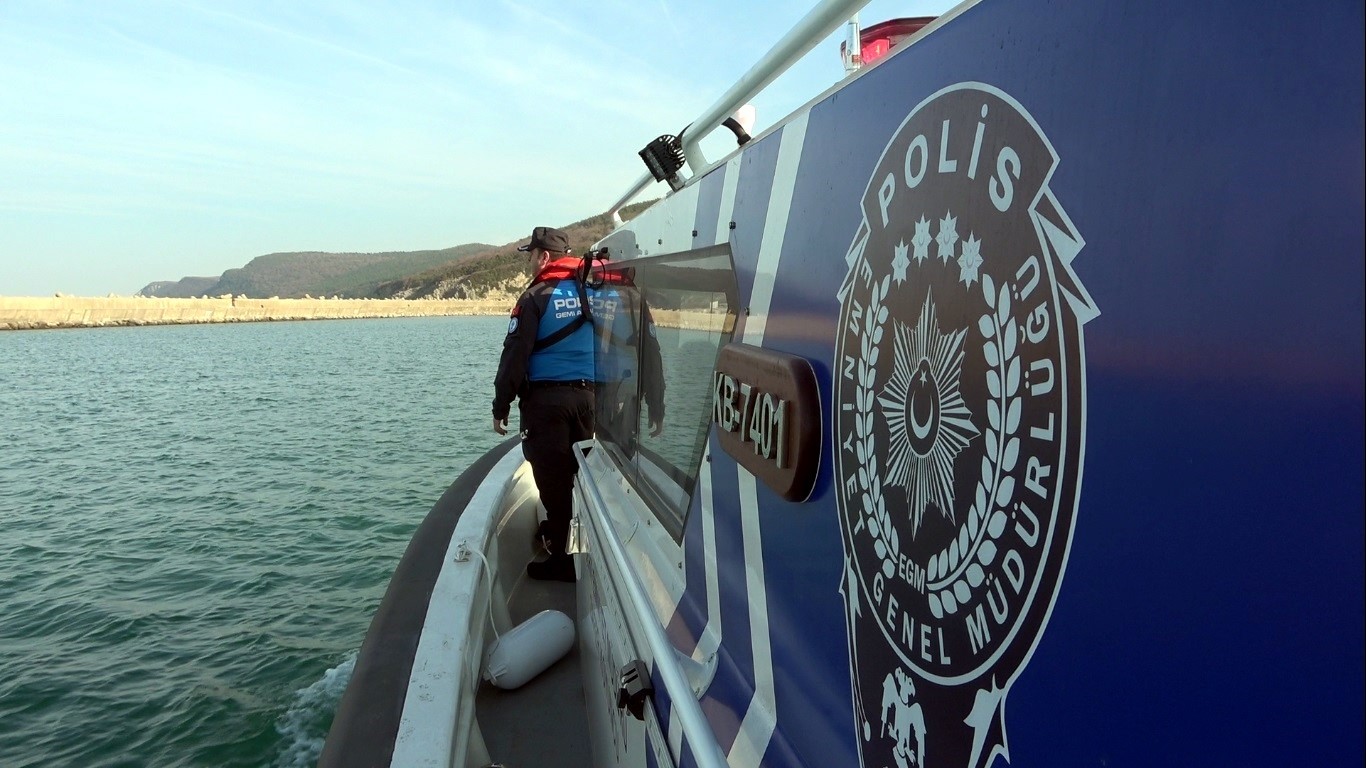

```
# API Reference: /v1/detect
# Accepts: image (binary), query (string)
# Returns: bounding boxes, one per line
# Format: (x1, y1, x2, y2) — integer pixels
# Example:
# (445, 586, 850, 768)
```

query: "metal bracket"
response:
(616, 659, 653, 721)
(566, 515, 585, 555)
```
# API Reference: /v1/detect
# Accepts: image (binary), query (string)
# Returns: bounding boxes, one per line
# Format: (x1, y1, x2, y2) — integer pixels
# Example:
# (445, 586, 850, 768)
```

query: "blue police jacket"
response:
(491, 257, 597, 420)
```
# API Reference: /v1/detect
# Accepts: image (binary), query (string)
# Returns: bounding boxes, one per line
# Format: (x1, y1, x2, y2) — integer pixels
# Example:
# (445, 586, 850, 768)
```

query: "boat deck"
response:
(476, 576, 592, 768)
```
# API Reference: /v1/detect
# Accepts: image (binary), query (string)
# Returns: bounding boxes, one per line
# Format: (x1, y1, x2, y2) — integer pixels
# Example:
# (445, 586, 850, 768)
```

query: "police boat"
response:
(321, 0, 1363, 765)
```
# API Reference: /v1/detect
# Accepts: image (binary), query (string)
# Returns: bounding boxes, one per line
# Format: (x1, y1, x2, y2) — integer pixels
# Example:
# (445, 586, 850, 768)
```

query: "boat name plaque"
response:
(711, 343, 820, 502)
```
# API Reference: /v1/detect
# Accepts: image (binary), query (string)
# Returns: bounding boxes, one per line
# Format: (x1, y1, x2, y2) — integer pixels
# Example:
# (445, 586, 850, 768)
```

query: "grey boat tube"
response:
(318, 436, 520, 768)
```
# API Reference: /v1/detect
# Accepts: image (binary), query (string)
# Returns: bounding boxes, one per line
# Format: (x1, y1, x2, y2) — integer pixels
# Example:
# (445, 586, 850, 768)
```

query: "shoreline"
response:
(1, 296, 737, 333)
(0, 295, 512, 331)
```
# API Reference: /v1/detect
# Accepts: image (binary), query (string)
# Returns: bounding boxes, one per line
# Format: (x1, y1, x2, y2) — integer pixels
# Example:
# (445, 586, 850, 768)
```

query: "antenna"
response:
(842, 15, 863, 75)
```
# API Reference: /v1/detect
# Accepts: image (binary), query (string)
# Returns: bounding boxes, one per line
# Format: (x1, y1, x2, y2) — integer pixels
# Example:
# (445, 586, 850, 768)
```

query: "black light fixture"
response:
(722, 116, 751, 146)
(638, 134, 685, 191)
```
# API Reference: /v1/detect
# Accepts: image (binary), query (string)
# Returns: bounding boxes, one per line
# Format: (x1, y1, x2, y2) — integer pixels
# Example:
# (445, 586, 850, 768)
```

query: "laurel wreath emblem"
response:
(853, 274, 897, 580)
(834, 85, 1099, 768)
(852, 266, 1022, 619)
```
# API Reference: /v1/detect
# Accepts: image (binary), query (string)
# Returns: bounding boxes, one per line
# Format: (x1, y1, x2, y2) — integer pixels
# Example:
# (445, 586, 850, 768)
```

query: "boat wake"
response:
(272, 651, 357, 768)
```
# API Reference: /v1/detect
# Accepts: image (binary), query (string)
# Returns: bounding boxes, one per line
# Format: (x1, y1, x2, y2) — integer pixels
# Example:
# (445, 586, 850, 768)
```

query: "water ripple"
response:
(0, 317, 508, 767)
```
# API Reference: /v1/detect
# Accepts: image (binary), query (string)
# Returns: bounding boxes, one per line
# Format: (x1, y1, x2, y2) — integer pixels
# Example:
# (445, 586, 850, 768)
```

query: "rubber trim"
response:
(318, 436, 521, 768)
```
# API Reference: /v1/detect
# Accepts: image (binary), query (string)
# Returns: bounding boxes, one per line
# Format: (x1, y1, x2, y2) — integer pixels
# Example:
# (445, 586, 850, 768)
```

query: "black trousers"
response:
(519, 385, 594, 551)
(594, 379, 639, 452)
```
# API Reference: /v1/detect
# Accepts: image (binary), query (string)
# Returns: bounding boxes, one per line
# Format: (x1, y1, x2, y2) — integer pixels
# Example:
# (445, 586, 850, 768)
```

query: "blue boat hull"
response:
(615, 1, 1363, 766)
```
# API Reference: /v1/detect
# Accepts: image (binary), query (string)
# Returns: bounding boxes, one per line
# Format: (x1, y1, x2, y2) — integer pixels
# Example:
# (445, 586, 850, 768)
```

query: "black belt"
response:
(529, 379, 594, 390)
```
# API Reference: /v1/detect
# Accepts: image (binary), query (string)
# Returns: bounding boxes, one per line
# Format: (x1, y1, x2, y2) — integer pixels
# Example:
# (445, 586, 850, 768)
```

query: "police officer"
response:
(492, 226, 595, 582)
(591, 260, 665, 451)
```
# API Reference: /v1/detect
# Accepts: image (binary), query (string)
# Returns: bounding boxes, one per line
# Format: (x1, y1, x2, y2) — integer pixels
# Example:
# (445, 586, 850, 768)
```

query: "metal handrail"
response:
(609, 0, 873, 224)
(609, 173, 654, 226)
(573, 443, 729, 768)
(678, 0, 871, 172)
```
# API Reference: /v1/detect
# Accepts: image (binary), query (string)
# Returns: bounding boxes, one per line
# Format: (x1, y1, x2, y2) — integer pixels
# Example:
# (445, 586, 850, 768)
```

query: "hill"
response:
(137, 200, 656, 301)
(137, 276, 220, 299)
(374, 201, 655, 300)
(138, 243, 494, 299)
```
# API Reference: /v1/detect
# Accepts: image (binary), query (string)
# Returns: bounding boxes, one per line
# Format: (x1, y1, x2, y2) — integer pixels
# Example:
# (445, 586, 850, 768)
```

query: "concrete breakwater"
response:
(0, 295, 513, 331)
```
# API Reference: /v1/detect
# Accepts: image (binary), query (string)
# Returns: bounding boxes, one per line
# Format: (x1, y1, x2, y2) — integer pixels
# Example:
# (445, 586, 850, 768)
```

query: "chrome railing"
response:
(609, 0, 874, 224)
(573, 443, 729, 768)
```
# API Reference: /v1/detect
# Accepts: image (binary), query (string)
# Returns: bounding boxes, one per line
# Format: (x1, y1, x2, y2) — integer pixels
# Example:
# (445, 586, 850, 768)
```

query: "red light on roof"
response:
(840, 16, 937, 71)
(861, 38, 892, 65)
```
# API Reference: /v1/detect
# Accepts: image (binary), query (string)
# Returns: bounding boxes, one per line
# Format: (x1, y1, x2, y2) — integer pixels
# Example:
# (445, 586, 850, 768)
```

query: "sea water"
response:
(0, 316, 508, 767)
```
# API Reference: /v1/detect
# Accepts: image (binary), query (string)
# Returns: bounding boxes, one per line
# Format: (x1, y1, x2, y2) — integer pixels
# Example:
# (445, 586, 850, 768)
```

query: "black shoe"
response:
(527, 553, 576, 582)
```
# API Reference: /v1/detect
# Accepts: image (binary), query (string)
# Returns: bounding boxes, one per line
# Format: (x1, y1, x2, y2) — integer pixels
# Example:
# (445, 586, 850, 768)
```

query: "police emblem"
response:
(833, 83, 1098, 767)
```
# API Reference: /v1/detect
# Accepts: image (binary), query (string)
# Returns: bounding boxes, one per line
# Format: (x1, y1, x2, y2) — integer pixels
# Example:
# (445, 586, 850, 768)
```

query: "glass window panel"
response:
(591, 244, 737, 538)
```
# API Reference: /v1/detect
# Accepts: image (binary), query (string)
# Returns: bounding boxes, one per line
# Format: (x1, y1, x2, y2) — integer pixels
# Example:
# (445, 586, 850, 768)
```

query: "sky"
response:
(0, 0, 956, 297)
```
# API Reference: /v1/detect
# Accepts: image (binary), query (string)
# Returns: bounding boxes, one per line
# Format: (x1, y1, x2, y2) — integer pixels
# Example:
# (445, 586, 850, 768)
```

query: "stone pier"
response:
(0, 295, 512, 331)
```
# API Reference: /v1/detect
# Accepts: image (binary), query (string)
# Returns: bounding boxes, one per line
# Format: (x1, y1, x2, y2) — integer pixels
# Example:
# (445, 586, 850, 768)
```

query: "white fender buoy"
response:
(483, 610, 575, 690)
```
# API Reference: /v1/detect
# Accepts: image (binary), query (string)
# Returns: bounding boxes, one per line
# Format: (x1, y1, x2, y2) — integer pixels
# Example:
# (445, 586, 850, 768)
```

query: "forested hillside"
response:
(140, 243, 494, 299)
(137, 201, 655, 300)
(137, 276, 220, 299)
(373, 201, 654, 299)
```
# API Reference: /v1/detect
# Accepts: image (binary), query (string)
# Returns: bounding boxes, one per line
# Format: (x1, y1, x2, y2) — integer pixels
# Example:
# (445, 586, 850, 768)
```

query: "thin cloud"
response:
(655, 0, 683, 45)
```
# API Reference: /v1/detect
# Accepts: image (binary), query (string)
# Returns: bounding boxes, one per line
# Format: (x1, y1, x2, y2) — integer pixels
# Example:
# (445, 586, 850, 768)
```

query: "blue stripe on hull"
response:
(724, 126, 784, 325)
(690, 162, 728, 248)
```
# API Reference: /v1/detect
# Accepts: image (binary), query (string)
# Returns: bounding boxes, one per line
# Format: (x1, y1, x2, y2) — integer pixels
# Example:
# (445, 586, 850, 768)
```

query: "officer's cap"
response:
(516, 226, 570, 254)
